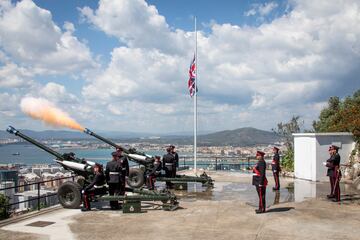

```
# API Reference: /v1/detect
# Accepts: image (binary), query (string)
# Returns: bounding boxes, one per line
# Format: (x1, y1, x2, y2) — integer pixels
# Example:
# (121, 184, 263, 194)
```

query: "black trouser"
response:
(108, 182, 121, 209)
(255, 185, 266, 211)
(146, 175, 156, 190)
(165, 166, 174, 188)
(173, 167, 177, 178)
(83, 187, 106, 210)
(273, 170, 280, 190)
(119, 176, 126, 195)
(329, 176, 334, 196)
(333, 171, 341, 201)
(273, 191, 280, 205)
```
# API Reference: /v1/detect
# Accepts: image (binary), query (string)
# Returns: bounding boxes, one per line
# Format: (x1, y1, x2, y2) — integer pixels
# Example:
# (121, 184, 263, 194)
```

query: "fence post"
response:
(183, 157, 185, 168)
(37, 182, 40, 211)
(215, 157, 218, 171)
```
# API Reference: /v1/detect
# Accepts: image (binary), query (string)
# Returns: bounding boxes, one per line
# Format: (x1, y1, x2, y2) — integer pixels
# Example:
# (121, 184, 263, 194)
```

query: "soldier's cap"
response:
(94, 163, 103, 169)
(329, 145, 339, 151)
(256, 151, 265, 157)
(273, 146, 279, 151)
(116, 147, 123, 152)
(169, 145, 175, 149)
(111, 151, 120, 157)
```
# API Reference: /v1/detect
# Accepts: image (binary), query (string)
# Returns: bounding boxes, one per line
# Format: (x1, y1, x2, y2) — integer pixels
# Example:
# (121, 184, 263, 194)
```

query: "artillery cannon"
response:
(83, 128, 214, 188)
(6, 126, 179, 212)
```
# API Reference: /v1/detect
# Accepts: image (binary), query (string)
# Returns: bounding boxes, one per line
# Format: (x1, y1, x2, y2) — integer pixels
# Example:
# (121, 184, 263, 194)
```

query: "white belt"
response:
(110, 172, 119, 175)
(94, 184, 106, 188)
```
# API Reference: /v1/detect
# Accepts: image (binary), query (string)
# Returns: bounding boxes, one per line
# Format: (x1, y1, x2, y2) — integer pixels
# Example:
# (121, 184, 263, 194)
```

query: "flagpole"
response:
(194, 16, 197, 174)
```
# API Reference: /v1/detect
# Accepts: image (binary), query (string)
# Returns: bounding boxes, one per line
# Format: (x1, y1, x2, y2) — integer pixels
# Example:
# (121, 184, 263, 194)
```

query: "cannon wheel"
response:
(127, 168, 145, 188)
(57, 181, 82, 209)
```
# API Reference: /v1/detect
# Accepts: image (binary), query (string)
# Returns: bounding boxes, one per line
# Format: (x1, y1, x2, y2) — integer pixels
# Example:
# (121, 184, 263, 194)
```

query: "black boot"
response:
(255, 209, 265, 214)
(327, 194, 335, 198)
(81, 207, 91, 212)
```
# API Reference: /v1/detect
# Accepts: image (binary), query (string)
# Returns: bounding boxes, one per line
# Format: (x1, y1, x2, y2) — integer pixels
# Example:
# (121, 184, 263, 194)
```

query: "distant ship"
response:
(12, 152, 20, 156)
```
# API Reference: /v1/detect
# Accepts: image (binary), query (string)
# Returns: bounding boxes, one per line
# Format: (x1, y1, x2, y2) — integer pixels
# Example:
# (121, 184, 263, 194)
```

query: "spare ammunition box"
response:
(123, 200, 141, 213)
(173, 182, 188, 190)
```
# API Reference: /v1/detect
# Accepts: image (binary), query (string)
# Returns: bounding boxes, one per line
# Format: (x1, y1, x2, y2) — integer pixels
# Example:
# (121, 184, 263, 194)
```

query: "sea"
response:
(0, 143, 167, 166)
(0, 143, 252, 169)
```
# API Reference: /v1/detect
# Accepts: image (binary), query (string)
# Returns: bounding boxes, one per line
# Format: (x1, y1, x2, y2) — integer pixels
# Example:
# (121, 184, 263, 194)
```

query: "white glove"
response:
(81, 190, 85, 194)
(322, 162, 327, 166)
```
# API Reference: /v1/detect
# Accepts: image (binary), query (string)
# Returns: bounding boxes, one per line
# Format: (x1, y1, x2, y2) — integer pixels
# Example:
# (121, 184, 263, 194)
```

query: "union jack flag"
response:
(188, 54, 197, 97)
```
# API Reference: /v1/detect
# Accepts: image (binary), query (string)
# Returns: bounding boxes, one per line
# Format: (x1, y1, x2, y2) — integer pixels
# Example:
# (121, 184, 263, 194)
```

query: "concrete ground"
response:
(1, 171, 360, 240)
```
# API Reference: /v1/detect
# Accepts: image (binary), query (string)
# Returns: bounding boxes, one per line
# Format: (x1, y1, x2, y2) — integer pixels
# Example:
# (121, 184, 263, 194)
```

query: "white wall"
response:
(293, 133, 355, 181)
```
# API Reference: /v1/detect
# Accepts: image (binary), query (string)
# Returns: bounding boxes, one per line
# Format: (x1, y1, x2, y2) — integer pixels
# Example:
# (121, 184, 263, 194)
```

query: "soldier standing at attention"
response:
(271, 147, 281, 191)
(105, 152, 122, 210)
(146, 156, 162, 190)
(252, 151, 268, 214)
(170, 145, 179, 176)
(163, 147, 176, 188)
(325, 145, 341, 202)
(81, 163, 106, 211)
(116, 148, 129, 195)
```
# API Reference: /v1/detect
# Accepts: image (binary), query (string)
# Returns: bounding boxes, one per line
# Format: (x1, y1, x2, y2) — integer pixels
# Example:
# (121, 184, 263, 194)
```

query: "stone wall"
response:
(343, 143, 360, 189)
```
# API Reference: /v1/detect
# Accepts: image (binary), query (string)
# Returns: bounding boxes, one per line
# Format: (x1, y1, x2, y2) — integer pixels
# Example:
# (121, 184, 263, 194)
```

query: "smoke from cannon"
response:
(20, 97, 84, 131)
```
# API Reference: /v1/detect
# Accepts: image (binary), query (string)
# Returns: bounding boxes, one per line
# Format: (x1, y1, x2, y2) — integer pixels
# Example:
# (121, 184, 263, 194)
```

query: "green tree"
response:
(313, 89, 360, 144)
(0, 193, 10, 220)
(272, 115, 303, 171)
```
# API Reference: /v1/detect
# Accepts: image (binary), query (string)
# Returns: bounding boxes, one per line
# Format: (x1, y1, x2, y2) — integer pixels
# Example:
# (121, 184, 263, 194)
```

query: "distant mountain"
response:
(0, 127, 280, 146)
(125, 127, 280, 147)
(197, 127, 280, 146)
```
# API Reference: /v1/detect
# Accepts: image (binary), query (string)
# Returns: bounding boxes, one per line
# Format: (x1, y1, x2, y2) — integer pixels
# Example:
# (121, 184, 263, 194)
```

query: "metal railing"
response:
(178, 156, 264, 171)
(0, 176, 75, 212)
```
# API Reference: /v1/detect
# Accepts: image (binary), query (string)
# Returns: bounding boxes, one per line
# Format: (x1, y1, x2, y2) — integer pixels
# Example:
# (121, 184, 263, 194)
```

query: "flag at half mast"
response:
(188, 54, 197, 97)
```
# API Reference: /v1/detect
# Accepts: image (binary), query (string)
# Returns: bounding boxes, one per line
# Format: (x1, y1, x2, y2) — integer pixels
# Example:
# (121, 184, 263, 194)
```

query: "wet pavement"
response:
(159, 170, 360, 207)
(1, 170, 360, 240)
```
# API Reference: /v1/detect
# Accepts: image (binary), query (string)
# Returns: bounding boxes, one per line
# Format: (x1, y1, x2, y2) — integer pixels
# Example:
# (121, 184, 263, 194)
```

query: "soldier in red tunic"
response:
(271, 147, 281, 191)
(252, 151, 268, 214)
(326, 145, 341, 202)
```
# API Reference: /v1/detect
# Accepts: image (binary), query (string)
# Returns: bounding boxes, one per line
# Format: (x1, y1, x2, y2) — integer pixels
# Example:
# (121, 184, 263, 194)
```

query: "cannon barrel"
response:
(7, 126, 64, 160)
(84, 128, 129, 154)
(84, 128, 153, 164)
(6, 126, 93, 173)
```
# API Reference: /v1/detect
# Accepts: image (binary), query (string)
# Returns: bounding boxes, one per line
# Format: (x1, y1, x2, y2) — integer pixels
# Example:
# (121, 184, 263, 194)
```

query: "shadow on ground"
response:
(266, 207, 295, 213)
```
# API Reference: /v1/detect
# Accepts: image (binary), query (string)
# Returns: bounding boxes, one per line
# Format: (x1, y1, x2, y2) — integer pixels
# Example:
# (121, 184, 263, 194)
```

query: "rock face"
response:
(343, 144, 360, 189)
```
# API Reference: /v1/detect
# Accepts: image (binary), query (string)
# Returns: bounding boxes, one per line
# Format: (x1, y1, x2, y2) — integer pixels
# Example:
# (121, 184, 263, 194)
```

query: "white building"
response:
(0, 181, 15, 201)
(14, 190, 58, 211)
(293, 132, 355, 181)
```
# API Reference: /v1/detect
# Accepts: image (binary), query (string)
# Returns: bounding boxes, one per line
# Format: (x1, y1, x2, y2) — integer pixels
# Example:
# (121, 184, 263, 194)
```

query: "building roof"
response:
(292, 132, 353, 137)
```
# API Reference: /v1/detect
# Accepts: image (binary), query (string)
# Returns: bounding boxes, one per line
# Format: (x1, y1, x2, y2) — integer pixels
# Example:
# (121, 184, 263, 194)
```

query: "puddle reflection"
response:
(156, 177, 360, 207)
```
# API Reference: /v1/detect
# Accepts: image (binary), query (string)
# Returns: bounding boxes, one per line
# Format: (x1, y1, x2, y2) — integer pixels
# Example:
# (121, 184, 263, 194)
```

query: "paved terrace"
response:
(1, 171, 359, 240)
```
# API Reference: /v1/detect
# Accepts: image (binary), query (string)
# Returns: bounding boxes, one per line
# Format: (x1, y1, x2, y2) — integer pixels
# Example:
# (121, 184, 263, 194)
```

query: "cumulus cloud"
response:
(1, 0, 360, 133)
(0, 92, 18, 117)
(0, 0, 97, 74)
(40, 82, 78, 104)
(245, 2, 279, 17)
(78, 0, 360, 132)
(82, 47, 186, 102)
(0, 63, 34, 88)
(79, 0, 191, 54)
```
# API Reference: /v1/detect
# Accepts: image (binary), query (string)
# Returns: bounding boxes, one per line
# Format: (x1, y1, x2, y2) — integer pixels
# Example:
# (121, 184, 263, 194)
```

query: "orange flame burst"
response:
(20, 97, 84, 131)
